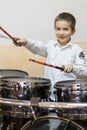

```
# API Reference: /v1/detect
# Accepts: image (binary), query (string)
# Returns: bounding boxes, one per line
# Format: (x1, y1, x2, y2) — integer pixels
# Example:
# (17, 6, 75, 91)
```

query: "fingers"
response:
(13, 38, 27, 46)
(13, 38, 21, 46)
(61, 64, 73, 73)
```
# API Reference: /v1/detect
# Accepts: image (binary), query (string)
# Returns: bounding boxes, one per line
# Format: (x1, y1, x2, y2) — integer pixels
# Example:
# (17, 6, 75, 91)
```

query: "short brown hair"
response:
(54, 12, 76, 31)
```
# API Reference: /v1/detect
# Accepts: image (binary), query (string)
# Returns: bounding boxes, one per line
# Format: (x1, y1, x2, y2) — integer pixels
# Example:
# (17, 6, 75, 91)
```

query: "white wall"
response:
(0, 0, 87, 45)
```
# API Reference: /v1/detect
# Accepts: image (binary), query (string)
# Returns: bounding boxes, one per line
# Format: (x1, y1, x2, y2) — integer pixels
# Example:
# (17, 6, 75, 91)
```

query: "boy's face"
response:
(55, 20, 75, 46)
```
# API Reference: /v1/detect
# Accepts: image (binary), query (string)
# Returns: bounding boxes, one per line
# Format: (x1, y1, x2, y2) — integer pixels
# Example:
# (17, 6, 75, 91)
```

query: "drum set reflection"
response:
(0, 69, 87, 130)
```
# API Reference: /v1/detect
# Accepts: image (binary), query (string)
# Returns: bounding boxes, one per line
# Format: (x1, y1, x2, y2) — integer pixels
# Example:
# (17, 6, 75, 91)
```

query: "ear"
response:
(72, 29, 76, 35)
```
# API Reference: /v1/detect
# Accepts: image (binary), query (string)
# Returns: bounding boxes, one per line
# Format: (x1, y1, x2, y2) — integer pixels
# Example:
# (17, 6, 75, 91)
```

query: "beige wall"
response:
(0, 45, 45, 77)
(0, 42, 87, 77)
(76, 42, 87, 55)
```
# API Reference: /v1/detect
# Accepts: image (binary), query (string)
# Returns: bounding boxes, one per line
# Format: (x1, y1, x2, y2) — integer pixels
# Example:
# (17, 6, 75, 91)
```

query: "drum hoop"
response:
(0, 76, 29, 87)
(0, 69, 28, 76)
(29, 77, 51, 87)
(0, 76, 51, 85)
(55, 79, 87, 86)
(29, 77, 51, 83)
(20, 115, 85, 130)
(1, 76, 29, 81)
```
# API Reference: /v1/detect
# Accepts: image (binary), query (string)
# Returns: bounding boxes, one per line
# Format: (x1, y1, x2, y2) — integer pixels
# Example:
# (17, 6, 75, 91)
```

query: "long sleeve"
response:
(73, 64, 87, 78)
(25, 39, 48, 57)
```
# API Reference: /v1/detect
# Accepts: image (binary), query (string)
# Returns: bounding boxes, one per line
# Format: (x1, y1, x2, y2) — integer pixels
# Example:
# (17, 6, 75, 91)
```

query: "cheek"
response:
(55, 31, 59, 36)
(65, 31, 73, 37)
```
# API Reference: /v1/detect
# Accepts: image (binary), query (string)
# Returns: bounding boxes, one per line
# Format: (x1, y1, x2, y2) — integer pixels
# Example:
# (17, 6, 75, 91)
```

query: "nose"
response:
(59, 29, 64, 35)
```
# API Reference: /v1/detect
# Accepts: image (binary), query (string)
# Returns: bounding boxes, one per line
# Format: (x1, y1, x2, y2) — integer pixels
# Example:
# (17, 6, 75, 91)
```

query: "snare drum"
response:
(20, 116, 85, 130)
(54, 79, 87, 120)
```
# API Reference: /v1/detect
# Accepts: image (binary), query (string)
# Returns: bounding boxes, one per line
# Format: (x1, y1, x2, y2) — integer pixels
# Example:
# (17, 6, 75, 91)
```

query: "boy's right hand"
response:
(13, 38, 27, 46)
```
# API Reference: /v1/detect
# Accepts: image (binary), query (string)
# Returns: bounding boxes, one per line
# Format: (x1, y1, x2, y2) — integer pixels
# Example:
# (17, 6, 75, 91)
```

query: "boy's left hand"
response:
(61, 64, 73, 73)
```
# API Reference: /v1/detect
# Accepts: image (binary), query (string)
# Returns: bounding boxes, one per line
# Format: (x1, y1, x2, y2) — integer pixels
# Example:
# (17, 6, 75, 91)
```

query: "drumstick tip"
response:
(29, 58, 34, 61)
(29, 58, 32, 61)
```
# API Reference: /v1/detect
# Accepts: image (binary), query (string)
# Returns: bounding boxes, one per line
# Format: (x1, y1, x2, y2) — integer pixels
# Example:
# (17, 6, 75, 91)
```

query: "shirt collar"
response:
(54, 40, 73, 49)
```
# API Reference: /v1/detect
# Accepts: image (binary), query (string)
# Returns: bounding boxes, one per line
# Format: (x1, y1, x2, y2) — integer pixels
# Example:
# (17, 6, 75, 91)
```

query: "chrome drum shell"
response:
(54, 79, 87, 120)
(0, 77, 51, 118)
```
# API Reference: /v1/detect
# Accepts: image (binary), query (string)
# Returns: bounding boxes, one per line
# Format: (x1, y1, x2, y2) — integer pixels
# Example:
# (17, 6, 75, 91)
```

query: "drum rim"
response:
(0, 69, 28, 75)
(29, 77, 51, 82)
(1, 76, 29, 80)
(0, 76, 51, 86)
(29, 77, 51, 86)
(55, 79, 87, 87)
(20, 115, 85, 130)
(0, 76, 29, 85)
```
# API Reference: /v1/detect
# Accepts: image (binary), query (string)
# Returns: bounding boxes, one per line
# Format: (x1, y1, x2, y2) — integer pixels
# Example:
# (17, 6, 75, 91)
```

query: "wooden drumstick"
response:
(29, 58, 64, 70)
(0, 26, 21, 46)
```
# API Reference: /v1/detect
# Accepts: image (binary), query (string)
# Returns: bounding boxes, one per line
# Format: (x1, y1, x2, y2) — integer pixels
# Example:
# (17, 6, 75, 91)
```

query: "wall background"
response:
(0, 0, 87, 77)
(0, 0, 87, 44)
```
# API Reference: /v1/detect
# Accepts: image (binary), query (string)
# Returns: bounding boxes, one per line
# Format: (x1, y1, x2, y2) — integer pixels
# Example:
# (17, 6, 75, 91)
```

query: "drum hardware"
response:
(0, 97, 87, 108)
(0, 98, 87, 110)
(0, 97, 87, 120)
(0, 98, 87, 129)
(30, 106, 37, 120)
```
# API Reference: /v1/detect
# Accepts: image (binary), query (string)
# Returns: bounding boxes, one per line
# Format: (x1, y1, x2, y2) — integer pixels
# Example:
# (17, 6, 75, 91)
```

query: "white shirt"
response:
(25, 39, 87, 99)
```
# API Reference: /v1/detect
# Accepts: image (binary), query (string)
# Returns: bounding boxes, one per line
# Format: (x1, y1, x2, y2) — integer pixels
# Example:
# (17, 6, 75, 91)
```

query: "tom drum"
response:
(0, 77, 51, 118)
(54, 79, 87, 120)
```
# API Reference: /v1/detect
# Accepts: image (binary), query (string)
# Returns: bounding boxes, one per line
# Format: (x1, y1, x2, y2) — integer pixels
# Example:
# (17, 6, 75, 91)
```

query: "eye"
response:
(63, 28, 69, 31)
(55, 27, 61, 31)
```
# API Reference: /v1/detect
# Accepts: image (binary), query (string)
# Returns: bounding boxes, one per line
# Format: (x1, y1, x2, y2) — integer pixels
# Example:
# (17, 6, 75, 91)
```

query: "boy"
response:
(13, 12, 87, 101)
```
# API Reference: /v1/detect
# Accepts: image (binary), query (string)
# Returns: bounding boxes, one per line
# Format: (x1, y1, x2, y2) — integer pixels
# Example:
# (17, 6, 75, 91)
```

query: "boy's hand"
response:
(61, 64, 73, 73)
(13, 38, 27, 46)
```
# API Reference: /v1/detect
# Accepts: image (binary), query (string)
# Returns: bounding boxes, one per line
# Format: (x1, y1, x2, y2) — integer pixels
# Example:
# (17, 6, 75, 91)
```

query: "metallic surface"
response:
(0, 69, 28, 77)
(0, 77, 51, 118)
(54, 79, 87, 120)
(20, 116, 85, 130)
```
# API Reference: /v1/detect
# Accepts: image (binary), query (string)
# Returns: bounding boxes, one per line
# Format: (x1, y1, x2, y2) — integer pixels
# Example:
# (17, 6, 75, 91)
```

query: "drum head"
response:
(55, 79, 87, 87)
(1, 76, 29, 82)
(29, 77, 51, 87)
(20, 116, 85, 130)
(0, 69, 28, 77)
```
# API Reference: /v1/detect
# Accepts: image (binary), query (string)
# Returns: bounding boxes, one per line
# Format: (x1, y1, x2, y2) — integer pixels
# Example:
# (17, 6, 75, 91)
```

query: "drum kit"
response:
(0, 26, 87, 129)
(0, 69, 87, 130)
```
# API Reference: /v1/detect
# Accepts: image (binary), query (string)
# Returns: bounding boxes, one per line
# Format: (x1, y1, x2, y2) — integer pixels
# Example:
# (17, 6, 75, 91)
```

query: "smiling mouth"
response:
(59, 37, 66, 39)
